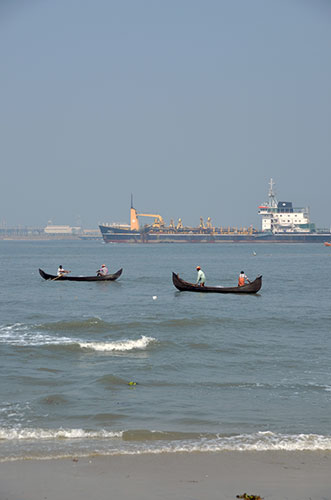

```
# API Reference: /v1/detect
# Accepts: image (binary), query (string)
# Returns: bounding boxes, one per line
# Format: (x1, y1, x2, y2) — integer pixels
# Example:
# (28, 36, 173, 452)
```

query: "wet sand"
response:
(1, 451, 330, 500)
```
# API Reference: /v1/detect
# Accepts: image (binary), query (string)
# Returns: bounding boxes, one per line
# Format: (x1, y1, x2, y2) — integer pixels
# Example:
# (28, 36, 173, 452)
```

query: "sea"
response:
(1, 240, 331, 462)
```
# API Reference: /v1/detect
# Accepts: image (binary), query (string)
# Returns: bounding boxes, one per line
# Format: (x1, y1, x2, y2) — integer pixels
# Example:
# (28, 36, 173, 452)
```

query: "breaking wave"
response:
(1, 428, 331, 450)
(0, 323, 73, 346)
(0, 324, 155, 351)
(2, 429, 331, 461)
(78, 336, 155, 352)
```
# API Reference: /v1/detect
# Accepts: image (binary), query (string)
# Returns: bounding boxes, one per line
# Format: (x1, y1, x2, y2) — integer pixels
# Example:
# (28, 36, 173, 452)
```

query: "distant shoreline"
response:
(0, 234, 330, 243)
(0, 236, 102, 241)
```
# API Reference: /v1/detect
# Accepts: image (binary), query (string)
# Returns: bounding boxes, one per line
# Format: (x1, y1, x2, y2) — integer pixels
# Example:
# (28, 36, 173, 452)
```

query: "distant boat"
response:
(39, 268, 123, 282)
(172, 273, 262, 294)
(324, 242, 331, 247)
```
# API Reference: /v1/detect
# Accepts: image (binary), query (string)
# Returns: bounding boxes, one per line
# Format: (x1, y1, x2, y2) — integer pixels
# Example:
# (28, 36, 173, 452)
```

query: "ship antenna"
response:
(131, 193, 134, 209)
(268, 178, 277, 208)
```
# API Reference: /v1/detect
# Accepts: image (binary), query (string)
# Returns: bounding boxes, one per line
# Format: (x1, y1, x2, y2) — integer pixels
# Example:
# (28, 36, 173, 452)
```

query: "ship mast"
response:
(268, 178, 277, 208)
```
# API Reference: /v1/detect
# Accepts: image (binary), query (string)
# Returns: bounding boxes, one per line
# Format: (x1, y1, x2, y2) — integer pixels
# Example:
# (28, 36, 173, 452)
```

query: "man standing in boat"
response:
(238, 271, 251, 286)
(196, 266, 206, 287)
(97, 264, 108, 276)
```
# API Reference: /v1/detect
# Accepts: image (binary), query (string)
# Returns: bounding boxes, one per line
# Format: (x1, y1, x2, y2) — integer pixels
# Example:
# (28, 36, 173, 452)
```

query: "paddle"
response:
(52, 271, 70, 281)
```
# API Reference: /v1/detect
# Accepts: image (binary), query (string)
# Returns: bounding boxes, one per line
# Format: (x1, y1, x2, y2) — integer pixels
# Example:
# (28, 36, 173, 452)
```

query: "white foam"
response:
(0, 324, 155, 350)
(1, 428, 331, 452)
(195, 432, 331, 452)
(0, 323, 73, 346)
(0, 427, 123, 440)
(78, 336, 155, 352)
(115, 433, 331, 453)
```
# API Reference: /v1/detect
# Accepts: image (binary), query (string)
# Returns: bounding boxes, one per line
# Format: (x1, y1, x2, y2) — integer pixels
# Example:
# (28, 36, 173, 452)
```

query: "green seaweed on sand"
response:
(236, 494, 263, 500)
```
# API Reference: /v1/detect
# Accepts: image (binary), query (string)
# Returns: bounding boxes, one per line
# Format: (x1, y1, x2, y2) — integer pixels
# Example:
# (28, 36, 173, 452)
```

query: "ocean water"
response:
(0, 240, 331, 461)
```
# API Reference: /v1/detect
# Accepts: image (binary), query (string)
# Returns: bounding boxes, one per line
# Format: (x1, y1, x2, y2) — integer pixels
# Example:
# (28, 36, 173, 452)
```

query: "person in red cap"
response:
(97, 264, 109, 276)
(196, 266, 206, 287)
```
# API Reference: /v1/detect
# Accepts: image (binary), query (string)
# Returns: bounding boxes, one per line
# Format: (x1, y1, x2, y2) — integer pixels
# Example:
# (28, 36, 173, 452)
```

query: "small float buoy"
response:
(152, 296, 157, 300)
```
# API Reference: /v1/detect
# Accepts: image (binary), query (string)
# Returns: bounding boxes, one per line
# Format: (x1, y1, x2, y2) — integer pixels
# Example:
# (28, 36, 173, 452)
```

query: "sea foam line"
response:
(1, 429, 331, 451)
(2, 430, 331, 463)
(0, 428, 123, 440)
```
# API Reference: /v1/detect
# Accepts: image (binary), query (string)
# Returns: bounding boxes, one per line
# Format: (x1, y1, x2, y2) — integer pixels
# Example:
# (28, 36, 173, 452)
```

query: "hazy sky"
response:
(1, 0, 331, 229)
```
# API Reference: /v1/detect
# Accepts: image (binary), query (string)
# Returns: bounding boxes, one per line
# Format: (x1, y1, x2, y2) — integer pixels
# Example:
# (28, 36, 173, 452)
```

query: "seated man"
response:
(97, 264, 109, 276)
(238, 271, 250, 286)
(57, 265, 70, 276)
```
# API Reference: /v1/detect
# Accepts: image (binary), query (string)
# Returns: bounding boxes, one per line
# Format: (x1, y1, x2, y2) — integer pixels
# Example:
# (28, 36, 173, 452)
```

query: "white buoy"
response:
(153, 296, 157, 300)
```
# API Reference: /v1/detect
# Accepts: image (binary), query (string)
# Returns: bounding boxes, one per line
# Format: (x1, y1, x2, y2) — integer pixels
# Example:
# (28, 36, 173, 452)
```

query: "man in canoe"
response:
(97, 264, 109, 276)
(196, 266, 206, 287)
(238, 271, 251, 287)
(57, 265, 70, 277)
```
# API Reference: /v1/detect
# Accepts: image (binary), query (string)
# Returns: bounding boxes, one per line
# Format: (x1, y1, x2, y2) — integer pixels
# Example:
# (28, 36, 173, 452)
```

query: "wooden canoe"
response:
(172, 272, 262, 294)
(39, 268, 123, 282)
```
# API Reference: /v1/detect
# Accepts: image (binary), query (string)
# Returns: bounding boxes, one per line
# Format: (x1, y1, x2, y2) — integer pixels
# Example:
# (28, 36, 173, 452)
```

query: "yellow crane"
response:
(137, 213, 165, 228)
(176, 218, 183, 230)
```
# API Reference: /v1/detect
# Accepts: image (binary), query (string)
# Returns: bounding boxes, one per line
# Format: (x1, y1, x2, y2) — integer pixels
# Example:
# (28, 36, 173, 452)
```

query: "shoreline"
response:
(1, 450, 330, 500)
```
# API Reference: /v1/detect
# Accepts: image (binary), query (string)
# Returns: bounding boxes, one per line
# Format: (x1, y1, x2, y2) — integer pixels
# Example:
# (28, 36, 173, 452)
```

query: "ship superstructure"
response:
(258, 179, 314, 233)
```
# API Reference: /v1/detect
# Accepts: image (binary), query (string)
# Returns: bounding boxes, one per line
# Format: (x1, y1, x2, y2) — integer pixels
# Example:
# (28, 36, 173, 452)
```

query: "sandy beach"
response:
(1, 451, 330, 500)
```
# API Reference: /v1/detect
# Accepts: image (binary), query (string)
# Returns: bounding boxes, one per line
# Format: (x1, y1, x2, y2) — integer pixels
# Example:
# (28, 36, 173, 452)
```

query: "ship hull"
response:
(99, 225, 331, 243)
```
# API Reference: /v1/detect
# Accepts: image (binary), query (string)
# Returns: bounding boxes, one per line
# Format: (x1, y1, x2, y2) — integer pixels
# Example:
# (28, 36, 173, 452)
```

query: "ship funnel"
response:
(130, 195, 139, 231)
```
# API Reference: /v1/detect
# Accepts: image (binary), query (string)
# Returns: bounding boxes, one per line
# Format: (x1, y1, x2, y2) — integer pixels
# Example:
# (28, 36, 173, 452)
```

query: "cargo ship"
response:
(99, 196, 257, 243)
(99, 183, 331, 243)
(254, 178, 331, 241)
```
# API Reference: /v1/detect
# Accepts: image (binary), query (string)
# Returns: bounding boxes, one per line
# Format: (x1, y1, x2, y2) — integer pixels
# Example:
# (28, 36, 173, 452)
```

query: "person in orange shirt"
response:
(238, 271, 251, 286)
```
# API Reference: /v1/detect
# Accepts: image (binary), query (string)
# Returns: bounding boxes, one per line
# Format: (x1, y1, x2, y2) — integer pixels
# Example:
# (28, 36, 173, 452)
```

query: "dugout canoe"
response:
(172, 272, 262, 294)
(39, 268, 123, 282)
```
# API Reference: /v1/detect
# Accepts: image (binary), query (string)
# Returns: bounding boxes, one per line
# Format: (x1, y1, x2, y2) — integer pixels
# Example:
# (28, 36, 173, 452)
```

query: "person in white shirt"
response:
(57, 265, 70, 277)
(196, 266, 206, 287)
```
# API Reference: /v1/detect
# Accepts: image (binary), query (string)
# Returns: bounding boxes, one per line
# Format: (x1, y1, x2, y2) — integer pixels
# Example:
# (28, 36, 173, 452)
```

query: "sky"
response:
(1, 0, 331, 229)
